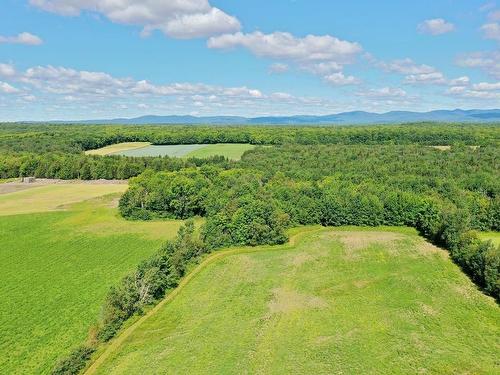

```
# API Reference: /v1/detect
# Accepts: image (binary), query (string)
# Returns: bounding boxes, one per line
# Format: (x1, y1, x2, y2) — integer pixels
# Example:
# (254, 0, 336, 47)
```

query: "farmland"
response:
(84, 142, 151, 156)
(0, 185, 184, 374)
(87, 143, 256, 160)
(0, 123, 498, 374)
(90, 228, 499, 374)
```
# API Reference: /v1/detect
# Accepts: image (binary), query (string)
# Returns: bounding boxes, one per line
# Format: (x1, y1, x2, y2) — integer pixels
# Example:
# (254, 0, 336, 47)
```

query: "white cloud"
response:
(449, 76, 470, 86)
(208, 31, 362, 85)
(0, 63, 16, 77)
(404, 71, 446, 84)
(358, 87, 407, 99)
(0, 32, 43, 45)
(30, 0, 240, 39)
(376, 58, 436, 75)
(324, 72, 360, 86)
(0, 81, 20, 94)
(472, 81, 500, 90)
(269, 63, 289, 74)
(208, 31, 362, 64)
(456, 51, 500, 79)
(418, 18, 455, 35)
(481, 22, 500, 41)
(447, 86, 500, 100)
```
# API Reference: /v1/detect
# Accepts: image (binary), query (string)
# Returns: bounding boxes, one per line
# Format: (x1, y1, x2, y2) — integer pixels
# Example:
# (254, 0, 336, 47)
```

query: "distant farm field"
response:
(0, 186, 184, 374)
(92, 228, 499, 375)
(88, 143, 256, 160)
(84, 142, 151, 156)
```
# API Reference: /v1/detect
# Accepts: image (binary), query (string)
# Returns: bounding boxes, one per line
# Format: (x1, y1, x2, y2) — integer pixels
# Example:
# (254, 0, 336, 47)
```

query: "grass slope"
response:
(0, 190, 183, 374)
(93, 227, 499, 375)
(0, 183, 127, 216)
(85, 142, 151, 156)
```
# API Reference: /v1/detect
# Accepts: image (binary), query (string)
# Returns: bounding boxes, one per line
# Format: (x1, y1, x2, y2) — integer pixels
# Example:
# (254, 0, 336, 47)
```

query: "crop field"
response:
(0, 186, 185, 374)
(96, 143, 256, 160)
(84, 142, 151, 156)
(0, 183, 128, 216)
(91, 228, 499, 375)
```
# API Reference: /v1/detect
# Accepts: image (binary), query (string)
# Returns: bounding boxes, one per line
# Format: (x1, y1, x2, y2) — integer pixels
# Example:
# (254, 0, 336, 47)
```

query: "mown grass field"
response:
(84, 142, 151, 156)
(87, 142, 256, 160)
(185, 143, 256, 160)
(0, 186, 184, 374)
(92, 227, 499, 375)
(0, 183, 127, 216)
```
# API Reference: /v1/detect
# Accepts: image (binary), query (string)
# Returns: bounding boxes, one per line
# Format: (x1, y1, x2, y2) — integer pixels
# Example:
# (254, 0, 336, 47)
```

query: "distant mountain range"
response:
(51, 109, 500, 125)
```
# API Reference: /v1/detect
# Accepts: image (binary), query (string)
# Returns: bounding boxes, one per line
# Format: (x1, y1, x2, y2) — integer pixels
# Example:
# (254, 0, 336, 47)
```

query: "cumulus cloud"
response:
(481, 22, 500, 41)
(358, 87, 407, 99)
(324, 72, 361, 86)
(404, 71, 446, 84)
(269, 63, 289, 74)
(417, 18, 455, 35)
(0, 81, 20, 94)
(376, 58, 436, 75)
(208, 31, 362, 84)
(30, 0, 240, 39)
(0, 63, 16, 77)
(447, 85, 500, 100)
(0, 32, 43, 45)
(472, 81, 500, 90)
(456, 51, 500, 79)
(208, 31, 361, 63)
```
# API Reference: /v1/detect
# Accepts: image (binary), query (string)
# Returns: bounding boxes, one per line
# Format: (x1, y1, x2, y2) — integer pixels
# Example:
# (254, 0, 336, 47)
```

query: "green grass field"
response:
(0, 186, 184, 374)
(0, 183, 128, 216)
(185, 143, 256, 160)
(478, 231, 500, 247)
(92, 227, 499, 375)
(87, 143, 256, 160)
(84, 142, 151, 156)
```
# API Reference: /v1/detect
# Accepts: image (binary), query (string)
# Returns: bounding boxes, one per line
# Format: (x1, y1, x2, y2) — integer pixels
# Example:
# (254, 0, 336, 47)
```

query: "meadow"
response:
(86, 142, 256, 160)
(0, 183, 127, 215)
(90, 227, 499, 374)
(0, 185, 183, 374)
(84, 142, 151, 156)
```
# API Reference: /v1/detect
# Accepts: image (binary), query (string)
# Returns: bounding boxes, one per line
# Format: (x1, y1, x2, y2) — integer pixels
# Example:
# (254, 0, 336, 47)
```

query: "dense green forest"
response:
(1, 123, 499, 373)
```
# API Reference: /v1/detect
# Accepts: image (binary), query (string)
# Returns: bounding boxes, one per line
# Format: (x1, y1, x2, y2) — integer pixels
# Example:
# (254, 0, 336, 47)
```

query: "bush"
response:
(51, 346, 95, 375)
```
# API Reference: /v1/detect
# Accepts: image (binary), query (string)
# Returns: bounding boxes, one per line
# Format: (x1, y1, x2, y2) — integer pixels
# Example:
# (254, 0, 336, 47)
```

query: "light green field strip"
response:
(0, 184, 127, 215)
(85, 142, 151, 156)
(185, 143, 256, 160)
(478, 231, 500, 247)
(86, 143, 256, 160)
(88, 227, 499, 375)
(0, 193, 184, 374)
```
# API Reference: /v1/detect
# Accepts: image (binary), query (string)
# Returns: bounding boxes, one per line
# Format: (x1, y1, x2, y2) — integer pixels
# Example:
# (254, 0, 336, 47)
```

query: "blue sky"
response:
(0, 0, 499, 120)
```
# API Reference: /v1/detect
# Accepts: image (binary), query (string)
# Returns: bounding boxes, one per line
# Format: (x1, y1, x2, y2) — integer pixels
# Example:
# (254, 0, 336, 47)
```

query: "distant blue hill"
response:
(51, 109, 500, 125)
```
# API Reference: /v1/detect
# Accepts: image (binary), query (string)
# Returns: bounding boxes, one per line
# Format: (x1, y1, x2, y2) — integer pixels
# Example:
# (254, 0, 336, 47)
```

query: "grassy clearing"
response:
(185, 143, 256, 160)
(478, 231, 500, 247)
(85, 142, 151, 156)
(0, 191, 184, 374)
(94, 143, 256, 160)
(0, 183, 127, 216)
(93, 227, 499, 375)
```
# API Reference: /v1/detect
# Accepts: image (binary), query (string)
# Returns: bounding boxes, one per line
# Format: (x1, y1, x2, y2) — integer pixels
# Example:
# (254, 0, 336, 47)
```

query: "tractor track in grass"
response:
(83, 226, 325, 375)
